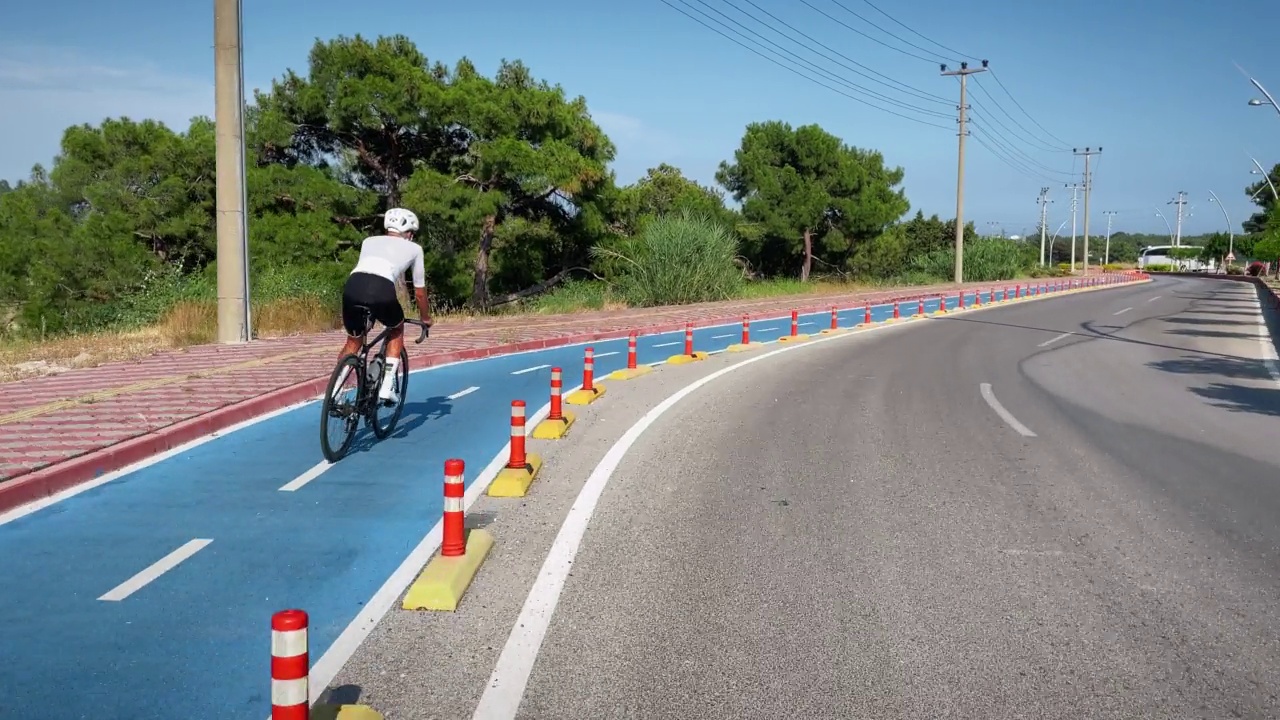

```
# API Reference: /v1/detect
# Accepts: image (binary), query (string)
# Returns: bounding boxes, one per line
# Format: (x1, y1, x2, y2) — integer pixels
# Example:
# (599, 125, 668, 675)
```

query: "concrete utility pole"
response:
(1168, 192, 1187, 247)
(214, 0, 251, 343)
(1037, 187, 1052, 266)
(941, 59, 988, 284)
(1074, 147, 1101, 274)
(1064, 183, 1083, 271)
(1102, 211, 1117, 265)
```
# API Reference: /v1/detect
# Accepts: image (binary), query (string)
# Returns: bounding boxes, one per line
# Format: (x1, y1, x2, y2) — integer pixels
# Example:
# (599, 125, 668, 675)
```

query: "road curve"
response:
(501, 275, 1280, 719)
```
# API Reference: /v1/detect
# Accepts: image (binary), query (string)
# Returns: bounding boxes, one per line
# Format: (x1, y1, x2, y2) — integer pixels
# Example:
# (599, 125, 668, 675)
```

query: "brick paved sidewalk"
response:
(0, 275, 1130, 509)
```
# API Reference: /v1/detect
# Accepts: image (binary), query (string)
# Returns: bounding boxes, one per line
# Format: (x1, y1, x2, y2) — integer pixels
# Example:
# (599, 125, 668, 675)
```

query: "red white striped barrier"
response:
(547, 368, 564, 424)
(863, 303, 871, 324)
(893, 301, 900, 320)
(684, 323, 694, 354)
(271, 609, 310, 720)
(829, 306, 838, 330)
(741, 315, 751, 344)
(790, 310, 799, 336)
(507, 401, 528, 472)
(625, 332, 638, 370)
(918, 297, 924, 316)
(958, 291, 966, 309)
(442, 458, 467, 555)
(581, 347, 596, 393)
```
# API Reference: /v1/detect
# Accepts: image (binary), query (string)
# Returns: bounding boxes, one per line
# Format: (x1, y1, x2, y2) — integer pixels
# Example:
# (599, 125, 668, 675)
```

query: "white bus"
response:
(1137, 245, 1215, 272)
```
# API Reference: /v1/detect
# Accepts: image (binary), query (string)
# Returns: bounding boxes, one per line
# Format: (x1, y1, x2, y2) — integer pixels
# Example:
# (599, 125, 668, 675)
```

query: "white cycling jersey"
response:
(350, 235, 426, 288)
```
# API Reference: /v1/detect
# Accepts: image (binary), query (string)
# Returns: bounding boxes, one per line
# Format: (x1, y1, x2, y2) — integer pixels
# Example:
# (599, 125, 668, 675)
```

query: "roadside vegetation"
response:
(3, 34, 1272, 373)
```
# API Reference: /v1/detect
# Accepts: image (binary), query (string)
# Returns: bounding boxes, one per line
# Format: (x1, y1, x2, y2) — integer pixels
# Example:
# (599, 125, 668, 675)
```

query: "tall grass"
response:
(591, 210, 743, 307)
(909, 238, 1029, 282)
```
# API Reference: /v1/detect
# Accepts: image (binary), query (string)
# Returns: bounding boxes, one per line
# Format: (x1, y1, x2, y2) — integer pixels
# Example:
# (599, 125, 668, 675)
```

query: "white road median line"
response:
(593, 351, 620, 358)
(1113, 306, 1132, 316)
(98, 538, 213, 601)
(1147, 296, 1161, 302)
(278, 461, 332, 492)
(652, 341, 680, 348)
(511, 364, 550, 375)
(448, 386, 480, 400)
(1037, 332, 1073, 348)
(979, 383, 1036, 438)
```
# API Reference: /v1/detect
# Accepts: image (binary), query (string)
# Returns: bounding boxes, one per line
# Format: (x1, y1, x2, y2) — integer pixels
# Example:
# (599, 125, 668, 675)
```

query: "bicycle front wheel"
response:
(370, 345, 409, 439)
(320, 354, 363, 462)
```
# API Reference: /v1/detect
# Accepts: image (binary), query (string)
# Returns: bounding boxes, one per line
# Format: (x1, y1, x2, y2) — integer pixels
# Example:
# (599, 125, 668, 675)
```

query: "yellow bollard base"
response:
(565, 385, 607, 405)
(401, 528, 495, 612)
(312, 704, 385, 720)
(666, 351, 709, 365)
(531, 412, 576, 440)
(487, 454, 543, 497)
(818, 327, 846, 335)
(726, 342, 764, 352)
(776, 334, 810, 343)
(606, 365, 653, 381)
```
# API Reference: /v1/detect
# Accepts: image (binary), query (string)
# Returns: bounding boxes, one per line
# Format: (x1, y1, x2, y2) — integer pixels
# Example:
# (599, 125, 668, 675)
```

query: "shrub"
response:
(908, 238, 1028, 282)
(1247, 262, 1264, 277)
(1143, 263, 1174, 272)
(591, 210, 743, 307)
(1227, 265, 1245, 275)
(1102, 263, 1123, 272)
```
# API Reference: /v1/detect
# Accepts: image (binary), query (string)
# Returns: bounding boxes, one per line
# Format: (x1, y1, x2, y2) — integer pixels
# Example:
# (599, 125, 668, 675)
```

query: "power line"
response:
(856, 0, 979, 62)
(969, 129, 1053, 183)
(681, 0, 952, 119)
(796, 0, 940, 64)
(823, 0, 948, 64)
(988, 70, 1073, 150)
(968, 79, 1071, 153)
(969, 124, 1072, 182)
(728, 0, 952, 105)
(657, 0, 953, 130)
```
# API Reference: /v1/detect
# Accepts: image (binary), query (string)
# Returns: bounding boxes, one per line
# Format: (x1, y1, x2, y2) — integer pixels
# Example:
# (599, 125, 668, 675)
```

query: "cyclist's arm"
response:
(410, 246, 432, 324)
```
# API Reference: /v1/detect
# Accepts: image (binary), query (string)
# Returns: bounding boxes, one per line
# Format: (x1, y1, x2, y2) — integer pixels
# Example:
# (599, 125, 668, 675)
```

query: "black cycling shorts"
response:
(341, 272, 405, 336)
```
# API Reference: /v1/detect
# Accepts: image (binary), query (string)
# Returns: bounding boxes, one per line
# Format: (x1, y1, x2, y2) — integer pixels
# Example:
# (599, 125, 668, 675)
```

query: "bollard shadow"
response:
(315, 685, 367, 716)
(1181, 309, 1264, 318)
(1145, 354, 1273, 381)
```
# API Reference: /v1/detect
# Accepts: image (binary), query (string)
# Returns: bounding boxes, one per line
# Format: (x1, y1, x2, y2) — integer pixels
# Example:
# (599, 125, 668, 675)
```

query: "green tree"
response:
(610, 164, 735, 235)
(1244, 163, 1280, 235)
(716, 121, 909, 280)
(405, 58, 615, 309)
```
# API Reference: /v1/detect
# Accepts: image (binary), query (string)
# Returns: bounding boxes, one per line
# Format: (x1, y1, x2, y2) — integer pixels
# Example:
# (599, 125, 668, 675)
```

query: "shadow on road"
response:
(1146, 354, 1273, 381)
(392, 395, 454, 439)
(1164, 328, 1268, 342)
(1190, 383, 1280, 418)
(1162, 316, 1256, 327)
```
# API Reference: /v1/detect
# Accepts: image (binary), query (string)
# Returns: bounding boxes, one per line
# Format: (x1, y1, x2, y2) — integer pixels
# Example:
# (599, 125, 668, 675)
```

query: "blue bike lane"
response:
(0, 290, 1037, 719)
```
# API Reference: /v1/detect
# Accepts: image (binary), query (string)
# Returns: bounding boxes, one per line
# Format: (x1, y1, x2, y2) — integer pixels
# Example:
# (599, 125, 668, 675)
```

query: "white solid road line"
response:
(511, 364, 550, 375)
(470, 312, 926, 720)
(448, 386, 480, 400)
(1037, 332, 1074, 348)
(278, 461, 332, 492)
(711, 333, 734, 339)
(979, 383, 1037, 438)
(1147, 296, 1161, 302)
(593, 351, 620, 358)
(652, 341, 681, 348)
(1113, 306, 1133, 315)
(98, 538, 213, 602)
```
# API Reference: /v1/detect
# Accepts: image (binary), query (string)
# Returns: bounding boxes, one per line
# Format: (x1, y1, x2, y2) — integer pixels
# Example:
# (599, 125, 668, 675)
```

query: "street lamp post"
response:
(1249, 155, 1279, 201)
(1207, 189, 1235, 269)
(1247, 76, 1280, 118)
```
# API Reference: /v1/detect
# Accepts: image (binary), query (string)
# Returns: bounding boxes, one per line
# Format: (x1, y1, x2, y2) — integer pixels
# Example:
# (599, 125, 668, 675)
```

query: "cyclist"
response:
(335, 207, 433, 405)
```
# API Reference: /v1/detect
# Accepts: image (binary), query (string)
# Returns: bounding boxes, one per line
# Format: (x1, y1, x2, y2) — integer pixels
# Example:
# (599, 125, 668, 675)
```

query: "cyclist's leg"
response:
(371, 283, 406, 402)
(334, 276, 370, 398)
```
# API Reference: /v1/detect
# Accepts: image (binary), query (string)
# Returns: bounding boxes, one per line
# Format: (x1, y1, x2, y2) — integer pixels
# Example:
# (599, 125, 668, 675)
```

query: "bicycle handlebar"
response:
(405, 318, 431, 344)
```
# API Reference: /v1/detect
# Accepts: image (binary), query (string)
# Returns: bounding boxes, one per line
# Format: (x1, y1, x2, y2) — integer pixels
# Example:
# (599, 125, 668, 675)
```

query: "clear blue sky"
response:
(2, 0, 1278, 238)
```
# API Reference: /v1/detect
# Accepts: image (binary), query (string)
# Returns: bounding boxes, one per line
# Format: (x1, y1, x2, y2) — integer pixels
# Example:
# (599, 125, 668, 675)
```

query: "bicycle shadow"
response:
(342, 395, 454, 454)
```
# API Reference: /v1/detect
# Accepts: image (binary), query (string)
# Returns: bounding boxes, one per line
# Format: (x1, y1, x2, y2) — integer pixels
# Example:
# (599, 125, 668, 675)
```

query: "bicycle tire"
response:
(370, 344, 409, 439)
(320, 354, 364, 462)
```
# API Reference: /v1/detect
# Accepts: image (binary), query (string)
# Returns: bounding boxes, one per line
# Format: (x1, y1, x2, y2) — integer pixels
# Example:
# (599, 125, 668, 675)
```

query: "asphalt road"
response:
(494, 275, 1280, 719)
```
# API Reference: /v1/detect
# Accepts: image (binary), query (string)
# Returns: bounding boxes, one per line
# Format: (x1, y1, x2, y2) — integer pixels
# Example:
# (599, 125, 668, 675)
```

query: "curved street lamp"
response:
(1249, 155, 1279, 201)
(1247, 77, 1280, 118)
(1207, 190, 1234, 266)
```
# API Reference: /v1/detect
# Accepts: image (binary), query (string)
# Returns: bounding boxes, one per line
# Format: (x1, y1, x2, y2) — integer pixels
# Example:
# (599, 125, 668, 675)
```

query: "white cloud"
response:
(0, 45, 214, 181)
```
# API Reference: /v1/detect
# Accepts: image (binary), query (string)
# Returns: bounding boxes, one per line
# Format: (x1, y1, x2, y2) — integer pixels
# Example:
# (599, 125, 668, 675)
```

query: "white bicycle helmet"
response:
(383, 207, 419, 234)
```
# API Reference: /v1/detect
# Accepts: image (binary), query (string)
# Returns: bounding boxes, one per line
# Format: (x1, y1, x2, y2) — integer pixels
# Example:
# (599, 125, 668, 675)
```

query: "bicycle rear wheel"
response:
(320, 354, 363, 462)
(370, 345, 409, 439)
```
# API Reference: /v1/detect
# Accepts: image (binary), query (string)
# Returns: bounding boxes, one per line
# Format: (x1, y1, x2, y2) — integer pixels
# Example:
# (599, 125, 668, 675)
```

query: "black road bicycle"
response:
(319, 309, 430, 462)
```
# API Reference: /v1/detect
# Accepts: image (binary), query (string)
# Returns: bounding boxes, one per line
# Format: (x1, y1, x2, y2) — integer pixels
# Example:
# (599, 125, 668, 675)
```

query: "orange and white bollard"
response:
(742, 315, 751, 344)
(780, 309, 811, 343)
(684, 323, 695, 353)
(791, 310, 799, 336)
(405, 457, 497, 609)
(442, 458, 467, 554)
(534, 368, 578, 437)
(893, 301, 900, 320)
(567, 347, 607, 403)
(863, 303, 871, 324)
(606, 331, 653, 382)
(668, 321, 711, 360)
(271, 610, 310, 720)
(506, 401, 529, 472)
(917, 297, 925, 316)
(958, 291, 966, 309)
(830, 306, 839, 330)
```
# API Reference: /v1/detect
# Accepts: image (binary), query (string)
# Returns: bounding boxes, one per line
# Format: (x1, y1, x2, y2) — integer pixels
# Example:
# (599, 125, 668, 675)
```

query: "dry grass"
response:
(0, 276, 922, 381)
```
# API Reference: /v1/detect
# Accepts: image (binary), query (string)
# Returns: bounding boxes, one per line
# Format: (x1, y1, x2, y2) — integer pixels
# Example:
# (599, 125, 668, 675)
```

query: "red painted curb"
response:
(0, 277, 1138, 514)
